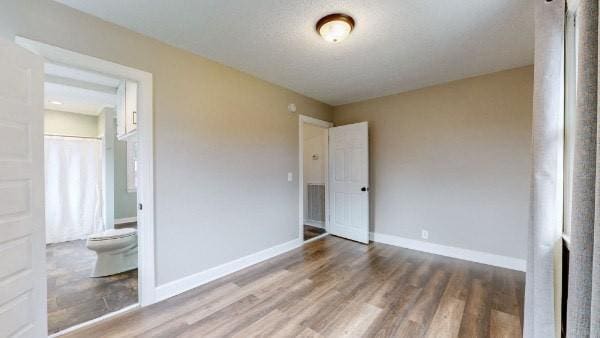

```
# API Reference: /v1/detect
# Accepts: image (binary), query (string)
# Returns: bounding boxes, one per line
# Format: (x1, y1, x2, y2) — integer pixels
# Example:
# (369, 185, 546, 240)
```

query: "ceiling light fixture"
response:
(316, 13, 355, 43)
(49, 100, 63, 105)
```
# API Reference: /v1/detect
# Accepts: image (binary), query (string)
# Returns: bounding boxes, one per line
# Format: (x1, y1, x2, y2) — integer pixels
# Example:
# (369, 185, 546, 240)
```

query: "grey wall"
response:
(333, 66, 533, 259)
(114, 138, 137, 220)
(3, 0, 333, 285)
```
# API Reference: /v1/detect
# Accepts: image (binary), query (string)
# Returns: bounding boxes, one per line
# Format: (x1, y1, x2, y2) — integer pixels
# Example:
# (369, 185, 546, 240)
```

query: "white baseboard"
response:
(115, 216, 137, 224)
(304, 232, 329, 244)
(49, 303, 139, 338)
(304, 220, 324, 228)
(155, 238, 303, 302)
(370, 232, 526, 272)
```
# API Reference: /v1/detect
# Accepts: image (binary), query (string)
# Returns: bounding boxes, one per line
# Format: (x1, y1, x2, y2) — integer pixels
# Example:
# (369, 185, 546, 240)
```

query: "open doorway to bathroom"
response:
(43, 63, 139, 335)
(299, 116, 332, 242)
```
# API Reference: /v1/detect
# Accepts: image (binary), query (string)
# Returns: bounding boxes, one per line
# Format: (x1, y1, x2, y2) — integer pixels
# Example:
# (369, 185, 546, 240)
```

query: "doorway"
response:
(300, 116, 371, 244)
(13, 37, 156, 335)
(43, 62, 140, 334)
(299, 115, 332, 242)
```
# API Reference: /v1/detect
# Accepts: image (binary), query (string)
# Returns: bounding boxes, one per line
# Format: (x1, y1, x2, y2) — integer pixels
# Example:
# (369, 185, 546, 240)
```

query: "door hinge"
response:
(138, 203, 143, 211)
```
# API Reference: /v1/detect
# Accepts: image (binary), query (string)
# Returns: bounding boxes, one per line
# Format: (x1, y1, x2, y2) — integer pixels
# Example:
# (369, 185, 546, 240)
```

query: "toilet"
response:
(86, 228, 138, 277)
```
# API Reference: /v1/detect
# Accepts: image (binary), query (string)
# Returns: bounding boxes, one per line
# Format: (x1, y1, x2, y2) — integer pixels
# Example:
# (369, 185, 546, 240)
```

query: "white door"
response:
(329, 122, 369, 243)
(0, 38, 46, 337)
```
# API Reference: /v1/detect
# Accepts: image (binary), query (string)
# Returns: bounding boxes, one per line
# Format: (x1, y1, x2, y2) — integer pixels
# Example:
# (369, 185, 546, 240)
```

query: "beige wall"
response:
(44, 110, 99, 138)
(303, 123, 328, 222)
(333, 66, 533, 259)
(303, 124, 327, 185)
(3, 0, 333, 285)
(4, 0, 531, 285)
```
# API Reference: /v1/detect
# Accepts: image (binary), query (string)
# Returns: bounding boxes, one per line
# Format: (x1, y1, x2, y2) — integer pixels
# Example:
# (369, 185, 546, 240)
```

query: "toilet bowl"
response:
(86, 228, 138, 277)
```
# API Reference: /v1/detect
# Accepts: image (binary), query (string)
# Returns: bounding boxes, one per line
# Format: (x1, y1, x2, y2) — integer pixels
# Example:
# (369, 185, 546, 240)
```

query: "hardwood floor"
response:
(304, 224, 326, 241)
(46, 240, 138, 335)
(64, 236, 524, 338)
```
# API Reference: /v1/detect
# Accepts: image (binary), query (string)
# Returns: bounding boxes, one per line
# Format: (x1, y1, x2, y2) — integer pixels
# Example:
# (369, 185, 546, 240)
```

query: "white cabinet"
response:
(116, 80, 138, 140)
(125, 81, 138, 135)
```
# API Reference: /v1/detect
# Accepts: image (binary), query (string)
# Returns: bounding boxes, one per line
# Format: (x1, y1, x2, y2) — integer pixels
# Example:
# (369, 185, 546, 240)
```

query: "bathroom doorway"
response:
(43, 63, 140, 334)
(15, 37, 155, 336)
(299, 115, 332, 242)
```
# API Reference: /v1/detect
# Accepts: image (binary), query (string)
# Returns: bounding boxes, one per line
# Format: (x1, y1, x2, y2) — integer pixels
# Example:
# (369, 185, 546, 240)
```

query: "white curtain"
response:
(45, 136, 104, 244)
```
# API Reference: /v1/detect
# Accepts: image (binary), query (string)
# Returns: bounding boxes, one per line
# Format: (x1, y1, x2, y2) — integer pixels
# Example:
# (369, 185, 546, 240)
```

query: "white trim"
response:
(115, 216, 138, 225)
(304, 220, 324, 228)
(15, 37, 157, 307)
(300, 115, 334, 128)
(303, 232, 329, 244)
(299, 115, 333, 241)
(100, 108, 115, 230)
(155, 238, 303, 302)
(370, 232, 526, 271)
(49, 303, 139, 337)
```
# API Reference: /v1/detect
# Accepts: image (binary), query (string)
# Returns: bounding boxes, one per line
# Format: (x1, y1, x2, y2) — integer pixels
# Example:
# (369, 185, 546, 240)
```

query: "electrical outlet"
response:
(421, 230, 429, 240)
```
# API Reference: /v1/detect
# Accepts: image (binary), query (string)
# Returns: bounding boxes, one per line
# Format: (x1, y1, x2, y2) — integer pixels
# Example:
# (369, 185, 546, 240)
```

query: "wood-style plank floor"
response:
(65, 236, 524, 338)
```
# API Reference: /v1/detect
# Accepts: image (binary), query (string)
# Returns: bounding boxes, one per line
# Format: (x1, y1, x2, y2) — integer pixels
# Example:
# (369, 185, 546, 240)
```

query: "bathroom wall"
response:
(114, 137, 137, 220)
(44, 109, 99, 137)
(45, 109, 137, 222)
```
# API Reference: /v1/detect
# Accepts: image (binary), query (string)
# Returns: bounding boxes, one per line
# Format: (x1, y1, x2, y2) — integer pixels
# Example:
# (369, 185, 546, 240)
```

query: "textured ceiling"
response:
(54, 0, 534, 106)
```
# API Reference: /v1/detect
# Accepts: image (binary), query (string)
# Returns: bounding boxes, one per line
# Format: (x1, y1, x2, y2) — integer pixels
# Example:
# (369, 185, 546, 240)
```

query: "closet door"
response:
(328, 122, 369, 244)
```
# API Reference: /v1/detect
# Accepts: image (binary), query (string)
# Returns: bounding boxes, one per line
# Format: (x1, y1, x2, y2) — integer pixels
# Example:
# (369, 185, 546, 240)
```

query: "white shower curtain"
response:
(45, 136, 104, 244)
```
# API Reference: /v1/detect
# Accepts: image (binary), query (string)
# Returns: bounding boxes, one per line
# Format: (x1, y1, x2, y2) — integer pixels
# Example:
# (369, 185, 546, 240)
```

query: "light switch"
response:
(288, 172, 293, 182)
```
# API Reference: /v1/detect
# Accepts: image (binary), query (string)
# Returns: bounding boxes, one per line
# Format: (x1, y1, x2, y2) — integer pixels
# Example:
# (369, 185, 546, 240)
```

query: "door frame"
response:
(15, 37, 157, 310)
(299, 115, 333, 241)
(101, 108, 116, 230)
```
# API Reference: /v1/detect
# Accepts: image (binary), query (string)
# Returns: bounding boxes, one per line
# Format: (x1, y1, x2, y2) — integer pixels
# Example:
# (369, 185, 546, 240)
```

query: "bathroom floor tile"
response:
(46, 239, 138, 335)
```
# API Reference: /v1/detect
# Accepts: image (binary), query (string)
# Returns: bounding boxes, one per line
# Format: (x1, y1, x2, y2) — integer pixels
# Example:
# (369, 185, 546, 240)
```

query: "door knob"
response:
(361, 187, 368, 192)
